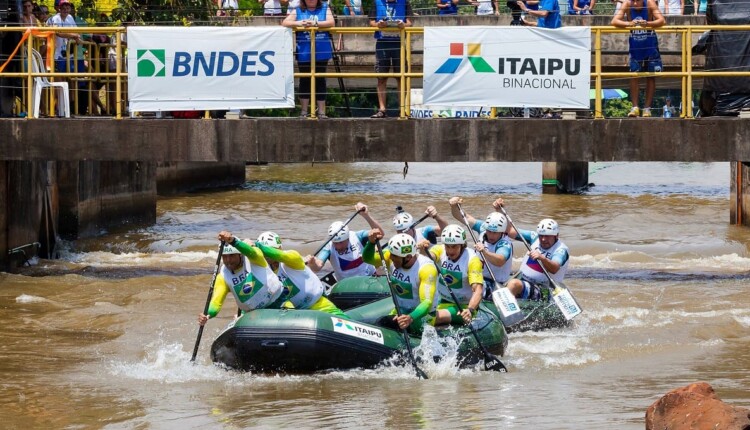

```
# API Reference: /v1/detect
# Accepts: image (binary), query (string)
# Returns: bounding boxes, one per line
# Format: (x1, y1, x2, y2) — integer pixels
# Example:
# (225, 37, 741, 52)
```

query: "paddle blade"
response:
(552, 287, 583, 320)
(415, 365, 429, 380)
(484, 352, 508, 373)
(491, 287, 525, 327)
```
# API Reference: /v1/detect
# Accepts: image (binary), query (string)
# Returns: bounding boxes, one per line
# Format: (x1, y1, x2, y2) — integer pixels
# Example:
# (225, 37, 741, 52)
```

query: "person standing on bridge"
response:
(611, 0, 665, 118)
(197, 236, 286, 327)
(306, 202, 385, 280)
(492, 198, 571, 301)
(282, 0, 335, 118)
(369, 0, 413, 118)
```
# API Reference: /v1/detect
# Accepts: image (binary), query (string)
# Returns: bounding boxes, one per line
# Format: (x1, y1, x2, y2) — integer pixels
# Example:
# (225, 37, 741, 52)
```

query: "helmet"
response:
(328, 221, 349, 243)
(441, 224, 467, 245)
(537, 218, 559, 236)
(484, 212, 508, 233)
(388, 233, 416, 257)
(393, 212, 414, 232)
(257, 231, 282, 249)
(222, 243, 240, 255)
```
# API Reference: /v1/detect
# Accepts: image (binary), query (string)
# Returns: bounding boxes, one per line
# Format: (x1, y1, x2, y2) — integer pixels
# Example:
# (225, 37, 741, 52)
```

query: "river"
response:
(1, 162, 748, 429)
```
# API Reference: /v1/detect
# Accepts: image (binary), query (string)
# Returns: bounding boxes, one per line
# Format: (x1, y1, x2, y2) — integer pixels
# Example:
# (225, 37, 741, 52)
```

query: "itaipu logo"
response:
(435, 43, 495, 74)
(137, 49, 166, 77)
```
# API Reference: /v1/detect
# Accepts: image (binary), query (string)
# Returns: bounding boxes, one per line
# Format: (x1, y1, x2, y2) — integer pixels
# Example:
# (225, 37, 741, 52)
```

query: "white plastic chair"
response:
(31, 49, 70, 118)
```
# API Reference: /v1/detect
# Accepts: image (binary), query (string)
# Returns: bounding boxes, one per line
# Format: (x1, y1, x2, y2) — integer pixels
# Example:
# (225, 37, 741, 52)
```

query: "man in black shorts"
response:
(369, 0, 413, 118)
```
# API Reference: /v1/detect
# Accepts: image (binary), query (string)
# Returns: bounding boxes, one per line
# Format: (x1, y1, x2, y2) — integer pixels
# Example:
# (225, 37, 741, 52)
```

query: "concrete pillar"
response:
(3, 161, 48, 271)
(57, 161, 157, 239)
(542, 162, 590, 194)
(156, 162, 246, 195)
(730, 161, 750, 226)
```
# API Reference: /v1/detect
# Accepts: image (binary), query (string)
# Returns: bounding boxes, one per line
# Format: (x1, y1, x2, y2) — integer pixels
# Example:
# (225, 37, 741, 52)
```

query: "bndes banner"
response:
(128, 27, 295, 111)
(424, 27, 591, 109)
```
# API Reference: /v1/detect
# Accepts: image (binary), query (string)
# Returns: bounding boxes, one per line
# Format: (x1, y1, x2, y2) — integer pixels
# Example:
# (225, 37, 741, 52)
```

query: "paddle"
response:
(191, 241, 225, 362)
(405, 213, 430, 232)
(455, 203, 523, 327)
(374, 240, 429, 380)
(426, 250, 508, 373)
(311, 207, 365, 258)
(497, 206, 583, 321)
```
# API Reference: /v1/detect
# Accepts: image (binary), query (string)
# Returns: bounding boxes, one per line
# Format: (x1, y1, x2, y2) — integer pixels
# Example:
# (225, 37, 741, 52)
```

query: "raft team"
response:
(197, 198, 570, 333)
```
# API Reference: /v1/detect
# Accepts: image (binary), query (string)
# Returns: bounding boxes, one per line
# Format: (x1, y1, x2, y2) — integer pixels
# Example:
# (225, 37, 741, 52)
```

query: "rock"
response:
(645, 382, 750, 430)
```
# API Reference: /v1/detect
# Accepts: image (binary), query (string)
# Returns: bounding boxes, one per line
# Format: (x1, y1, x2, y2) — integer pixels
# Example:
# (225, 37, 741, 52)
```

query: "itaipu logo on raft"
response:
(434, 42, 579, 90)
(332, 317, 384, 344)
(135, 48, 277, 78)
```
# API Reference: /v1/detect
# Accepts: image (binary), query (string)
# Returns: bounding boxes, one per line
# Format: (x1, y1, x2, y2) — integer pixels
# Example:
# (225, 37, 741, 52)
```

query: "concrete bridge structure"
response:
(1, 15, 749, 271)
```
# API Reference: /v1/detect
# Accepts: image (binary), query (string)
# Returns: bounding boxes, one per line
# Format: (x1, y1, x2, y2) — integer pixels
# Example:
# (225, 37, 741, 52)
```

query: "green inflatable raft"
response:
(210, 297, 507, 374)
(325, 276, 571, 332)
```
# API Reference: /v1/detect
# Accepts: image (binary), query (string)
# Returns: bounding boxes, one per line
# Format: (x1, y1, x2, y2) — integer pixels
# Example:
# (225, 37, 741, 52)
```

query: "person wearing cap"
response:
(251, 230, 348, 317)
(197, 232, 287, 327)
(306, 202, 384, 281)
(362, 230, 439, 332)
(448, 197, 514, 299)
(493, 198, 570, 300)
(419, 224, 485, 325)
(49, 0, 81, 67)
(391, 206, 449, 246)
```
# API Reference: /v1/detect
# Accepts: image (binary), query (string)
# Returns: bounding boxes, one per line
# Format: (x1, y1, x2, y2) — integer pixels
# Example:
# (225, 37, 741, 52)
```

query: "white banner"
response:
(128, 27, 295, 111)
(410, 88, 491, 118)
(424, 27, 591, 109)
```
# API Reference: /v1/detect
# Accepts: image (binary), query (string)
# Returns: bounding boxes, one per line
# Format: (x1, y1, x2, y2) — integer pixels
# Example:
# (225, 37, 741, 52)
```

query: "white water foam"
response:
(572, 252, 750, 272)
(60, 250, 214, 267)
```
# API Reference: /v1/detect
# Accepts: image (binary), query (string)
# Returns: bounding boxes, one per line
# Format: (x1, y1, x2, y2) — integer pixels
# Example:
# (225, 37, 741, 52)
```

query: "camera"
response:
(507, 0, 523, 26)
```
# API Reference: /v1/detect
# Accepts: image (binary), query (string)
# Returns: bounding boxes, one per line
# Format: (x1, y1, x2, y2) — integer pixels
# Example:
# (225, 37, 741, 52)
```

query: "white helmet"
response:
(328, 221, 349, 243)
(441, 224, 467, 245)
(484, 212, 508, 233)
(257, 231, 282, 249)
(388, 233, 416, 257)
(537, 218, 559, 236)
(222, 243, 240, 255)
(393, 212, 414, 232)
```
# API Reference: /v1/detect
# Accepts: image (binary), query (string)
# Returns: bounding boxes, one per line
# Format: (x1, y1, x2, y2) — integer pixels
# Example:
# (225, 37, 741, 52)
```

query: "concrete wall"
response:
(57, 161, 157, 239)
(2, 117, 748, 163)
(157, 162, 246, 195)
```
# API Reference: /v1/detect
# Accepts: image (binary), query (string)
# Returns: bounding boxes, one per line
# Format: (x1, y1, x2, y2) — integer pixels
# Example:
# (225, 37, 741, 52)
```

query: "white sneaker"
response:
(642, 108, 652, 117)
(628, 107, 640, 117)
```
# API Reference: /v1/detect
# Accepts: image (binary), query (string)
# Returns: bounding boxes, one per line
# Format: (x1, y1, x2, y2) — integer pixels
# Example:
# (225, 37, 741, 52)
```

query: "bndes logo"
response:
(137, 49, 166, 77)
(136, 50, 276, 78)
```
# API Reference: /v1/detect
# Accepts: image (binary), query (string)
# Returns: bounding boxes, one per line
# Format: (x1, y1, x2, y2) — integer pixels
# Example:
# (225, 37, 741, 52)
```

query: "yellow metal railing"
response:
(2, 24, 750, 119)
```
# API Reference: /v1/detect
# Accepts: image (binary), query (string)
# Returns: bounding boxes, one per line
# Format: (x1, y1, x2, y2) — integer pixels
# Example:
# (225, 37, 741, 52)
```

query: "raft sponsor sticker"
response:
(331, 317, 384, 345)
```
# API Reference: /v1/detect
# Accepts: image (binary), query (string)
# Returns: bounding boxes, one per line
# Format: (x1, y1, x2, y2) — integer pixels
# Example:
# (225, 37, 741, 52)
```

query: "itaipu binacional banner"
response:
(424, 27, 591, 109)
(128, 27, 295, 111)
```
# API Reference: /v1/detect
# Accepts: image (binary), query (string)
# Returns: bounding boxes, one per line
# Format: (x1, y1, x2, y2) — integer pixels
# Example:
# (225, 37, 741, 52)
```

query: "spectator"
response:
(611, 0, 665, 118)
(662, 95, 676, 117)
(49, 0, 83, 115)
(260, 0, 287, 16)
(21, 0, 40, 26)
(518, 0, 561, 28)
(571, 0, 595, 14)
(282, 0, 334, 118)
(694, 0, 706, 15)
(369, 0, 413, 118)
(217, 0, 239, 16)
(344, 0, 363, 15)
(658, 0, 683, 15)
(436, 0, 459, 15)
(471, 0, 499, 15)
(34, 4, 49, 23)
